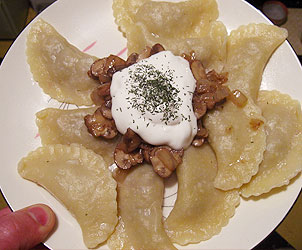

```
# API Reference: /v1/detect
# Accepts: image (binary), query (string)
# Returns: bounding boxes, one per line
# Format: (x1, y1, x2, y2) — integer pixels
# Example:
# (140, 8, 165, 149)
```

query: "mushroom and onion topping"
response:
(85, 44, 230, 178)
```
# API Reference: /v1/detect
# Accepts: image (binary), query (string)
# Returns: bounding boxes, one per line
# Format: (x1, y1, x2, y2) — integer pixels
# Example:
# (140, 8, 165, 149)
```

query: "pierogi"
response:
(17, 0, 301, 249)
(36, 107, 119, 166)
(204, 23, 287, 190)
(107, 165, 176, 250)
(165, 144, 240, 245)
(240, 90, 302, 197)
(224, 23, 288, 101)
(27, 19, 99, 106)
(18, 144, 118, 248)
(112, 0, 227, 71)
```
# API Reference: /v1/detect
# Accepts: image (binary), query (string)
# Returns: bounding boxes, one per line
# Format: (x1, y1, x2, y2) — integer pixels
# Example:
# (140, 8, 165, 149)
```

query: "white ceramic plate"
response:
(0, 0, 301, 249)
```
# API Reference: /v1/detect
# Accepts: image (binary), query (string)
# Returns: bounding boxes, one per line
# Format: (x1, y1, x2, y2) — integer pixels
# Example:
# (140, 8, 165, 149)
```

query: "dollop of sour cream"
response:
(110, 51, 197, 150)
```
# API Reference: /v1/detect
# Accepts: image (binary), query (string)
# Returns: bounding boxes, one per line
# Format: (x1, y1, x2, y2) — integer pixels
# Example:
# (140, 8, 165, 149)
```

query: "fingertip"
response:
(0, 207, 12, 218)
(26, 204, 56, 235)
(0, 203, 57, 250)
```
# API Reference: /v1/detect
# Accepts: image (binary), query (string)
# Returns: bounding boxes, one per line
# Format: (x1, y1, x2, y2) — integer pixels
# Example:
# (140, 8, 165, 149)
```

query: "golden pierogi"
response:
(18, 144, 118, 248)
(241, 90, 302, 197)
(27, 19, 99, 105)
(108, 164, 176, 250)
(36, 107, 119, 166)
(165, 144, 240, 245)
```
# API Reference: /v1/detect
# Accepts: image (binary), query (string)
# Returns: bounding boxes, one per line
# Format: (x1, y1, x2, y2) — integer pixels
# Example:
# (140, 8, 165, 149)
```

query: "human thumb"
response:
(0, 204, 56, 250)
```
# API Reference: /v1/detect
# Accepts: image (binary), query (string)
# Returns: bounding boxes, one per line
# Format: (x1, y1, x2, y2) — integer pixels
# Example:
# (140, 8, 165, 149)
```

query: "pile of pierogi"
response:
(18, 0, 302, 249)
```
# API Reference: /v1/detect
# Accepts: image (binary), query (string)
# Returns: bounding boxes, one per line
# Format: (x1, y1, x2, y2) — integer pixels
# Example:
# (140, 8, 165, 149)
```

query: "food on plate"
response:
(165, 144, 240, 245)
(17, 0, 302, 249)
(85, 44, 229, 178)
(36, 107, 120, 166)
(224, 23, 288, 101)
(107, 164, 177, 250)
(111, 50, 197, 150)
(18, 144, 118, 248)
(112, 0, 227, 72)
(26, 19, 99, 106)
(240, 90, 302, 197)
(203, 23, 287, 191)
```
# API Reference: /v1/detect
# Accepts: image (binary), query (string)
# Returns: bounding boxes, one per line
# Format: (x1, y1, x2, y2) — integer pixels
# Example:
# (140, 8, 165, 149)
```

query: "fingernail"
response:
(27, 206, 49, 226)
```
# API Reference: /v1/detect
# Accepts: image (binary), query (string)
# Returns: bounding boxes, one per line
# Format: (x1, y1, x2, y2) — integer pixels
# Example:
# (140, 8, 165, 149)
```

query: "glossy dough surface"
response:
(225, 23, 287, 101)
(204, 23, 287, 190)
(112, 0, 226, 71)
(107, 165, 177, 250)
(241, 90, 302, 197)
(165, 145, 240, 245)
(18, 144, 118, 248)
(36, 107, 119, 166)
(27, 19, 99, 105)
(204, 99, 266, 190)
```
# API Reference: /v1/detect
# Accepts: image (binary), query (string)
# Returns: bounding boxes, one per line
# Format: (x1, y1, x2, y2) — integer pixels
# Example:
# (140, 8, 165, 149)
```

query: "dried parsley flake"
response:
(127, 64, 182, 124)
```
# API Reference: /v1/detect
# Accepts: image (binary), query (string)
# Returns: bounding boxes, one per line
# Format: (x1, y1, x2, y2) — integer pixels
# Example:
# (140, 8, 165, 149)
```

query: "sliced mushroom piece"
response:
(196, 123, 208, 139)
(114, 148, 144, 169)
(84, 108, 118, 139)
(190, 60, 207, 81)
(100, 103, 113, 120)
(200, 92, 216, 110)
(140, 143, 154, 163)
(90, 82, 111, 105)
(97, 82, 111, 96)
(195, 79, 216, 94)
(214, 85, 230, 104)
(88, 58, 112, 83)
(105, 55, 127, 77)
(90, 88, 106, 106)
(88, 58, 107, 80)
(192, 138, 206, 147)
(150, 43, 165, 55)
(192, 120, 208, 147)
(126, 53, 139, 66)
(117, 128, 142, 153)
(192, 96, 207, 119)
(150, 146, 184, 178)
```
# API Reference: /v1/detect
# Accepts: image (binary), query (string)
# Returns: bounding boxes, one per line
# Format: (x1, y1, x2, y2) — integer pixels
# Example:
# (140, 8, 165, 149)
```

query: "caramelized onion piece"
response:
(114, 148, 143, 169)
(84, 108, 118, 139)
(228, 89, 248, 108)
(117, 128, 142, 153)
(150, 146, 184, 178)
(249, 118, 264, 131)
(206, 70, 228, 84)
(214, 85, 230, 104)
